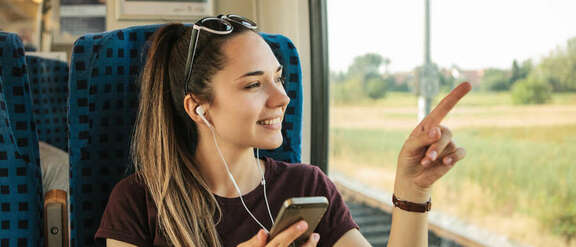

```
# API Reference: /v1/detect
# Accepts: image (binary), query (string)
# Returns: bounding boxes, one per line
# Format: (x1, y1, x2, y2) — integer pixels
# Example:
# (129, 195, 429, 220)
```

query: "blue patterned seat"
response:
(26, 56, 69, 152)
(68, 24, 303, 246)
(258, 33, 303, 163)
(0, 32, 44, 247)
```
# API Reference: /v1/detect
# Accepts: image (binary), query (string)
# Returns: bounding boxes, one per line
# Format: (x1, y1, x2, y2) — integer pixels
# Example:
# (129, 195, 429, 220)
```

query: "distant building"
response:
(392, 71, 414, 85)
(456, 69, 484, 87)
(392, 67, 485, 93)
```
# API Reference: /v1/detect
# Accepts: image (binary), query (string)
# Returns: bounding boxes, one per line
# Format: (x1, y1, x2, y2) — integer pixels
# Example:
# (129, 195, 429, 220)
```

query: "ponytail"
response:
(131, 23, 223, 247)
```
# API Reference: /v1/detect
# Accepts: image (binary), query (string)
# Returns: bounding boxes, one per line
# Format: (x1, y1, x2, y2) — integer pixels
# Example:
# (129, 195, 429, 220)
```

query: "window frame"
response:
(308, 0, 330, 173)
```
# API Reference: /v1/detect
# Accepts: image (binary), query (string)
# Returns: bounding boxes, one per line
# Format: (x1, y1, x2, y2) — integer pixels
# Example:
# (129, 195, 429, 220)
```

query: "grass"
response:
(332, 125, 575, 208)
(330, 91, 576, 246)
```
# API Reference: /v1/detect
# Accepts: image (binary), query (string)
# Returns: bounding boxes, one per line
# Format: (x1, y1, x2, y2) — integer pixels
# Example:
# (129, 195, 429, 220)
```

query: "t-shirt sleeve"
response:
(311, 166, 359, 247)
(94, 176, 154, 247)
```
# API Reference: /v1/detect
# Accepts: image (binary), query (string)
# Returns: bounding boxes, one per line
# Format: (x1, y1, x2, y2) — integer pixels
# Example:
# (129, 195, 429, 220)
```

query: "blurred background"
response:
(328, 1, 576, 247)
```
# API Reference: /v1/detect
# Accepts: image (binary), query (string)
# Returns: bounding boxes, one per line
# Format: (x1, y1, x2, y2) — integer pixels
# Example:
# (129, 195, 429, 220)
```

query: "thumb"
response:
(239, 229, 267, 247)
(402, 126, 442, 157)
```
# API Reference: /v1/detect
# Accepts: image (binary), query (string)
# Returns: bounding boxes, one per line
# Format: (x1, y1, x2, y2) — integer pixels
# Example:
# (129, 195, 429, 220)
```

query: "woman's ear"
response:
(183, 94, 209, 126)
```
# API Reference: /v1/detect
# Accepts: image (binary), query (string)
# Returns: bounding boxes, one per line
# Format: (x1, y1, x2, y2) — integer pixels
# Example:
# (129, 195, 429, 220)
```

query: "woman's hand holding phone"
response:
(237, 220, 320, 247)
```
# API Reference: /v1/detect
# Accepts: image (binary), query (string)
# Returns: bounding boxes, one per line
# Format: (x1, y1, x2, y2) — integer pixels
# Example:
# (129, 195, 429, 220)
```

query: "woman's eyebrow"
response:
(236, 65, 283, 80)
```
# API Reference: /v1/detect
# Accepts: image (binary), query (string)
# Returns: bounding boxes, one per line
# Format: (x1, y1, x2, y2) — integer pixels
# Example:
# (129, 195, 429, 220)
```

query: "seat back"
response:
(0, 32, 44, 247)
(68, 25, 303, 246)
(26, 56, 69, 152)
(258, 33, 303, 163)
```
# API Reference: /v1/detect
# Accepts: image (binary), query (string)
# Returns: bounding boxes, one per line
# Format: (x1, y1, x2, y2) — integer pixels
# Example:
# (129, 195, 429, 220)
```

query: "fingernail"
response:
(429, 127, 437, 138)
(428, 151, 438, 161)
(313, 233, 320, 242)
(421, 159, 431, 167)
(297, 221, 307, 230)
(257, 230, 264, 241)
(444, 157, 453, 165)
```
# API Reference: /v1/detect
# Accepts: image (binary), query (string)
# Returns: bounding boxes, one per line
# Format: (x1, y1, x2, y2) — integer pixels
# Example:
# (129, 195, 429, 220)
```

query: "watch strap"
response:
(392, 194, 431, 213)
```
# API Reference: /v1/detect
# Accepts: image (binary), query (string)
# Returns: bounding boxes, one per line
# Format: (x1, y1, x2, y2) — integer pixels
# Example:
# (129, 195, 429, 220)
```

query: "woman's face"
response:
(204, 31, 290, 150)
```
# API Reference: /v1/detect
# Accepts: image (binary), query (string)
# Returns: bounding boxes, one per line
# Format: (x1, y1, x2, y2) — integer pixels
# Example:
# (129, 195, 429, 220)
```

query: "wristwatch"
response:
(392, 194, 431, 213)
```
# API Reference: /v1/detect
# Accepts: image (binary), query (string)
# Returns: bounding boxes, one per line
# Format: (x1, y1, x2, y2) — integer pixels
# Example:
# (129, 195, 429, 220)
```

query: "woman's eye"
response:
(245, 82, 261, 89)
(275, 76, 285, 85)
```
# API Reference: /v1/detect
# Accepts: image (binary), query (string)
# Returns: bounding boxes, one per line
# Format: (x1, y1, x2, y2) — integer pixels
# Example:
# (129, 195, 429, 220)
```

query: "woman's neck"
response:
(194, 137, 264, 198)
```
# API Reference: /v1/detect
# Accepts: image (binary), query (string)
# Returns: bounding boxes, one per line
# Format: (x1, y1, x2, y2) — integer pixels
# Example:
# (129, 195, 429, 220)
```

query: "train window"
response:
(326, 1, 576, 247)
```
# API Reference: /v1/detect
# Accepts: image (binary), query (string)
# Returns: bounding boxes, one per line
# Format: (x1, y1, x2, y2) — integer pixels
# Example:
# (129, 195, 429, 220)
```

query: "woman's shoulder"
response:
(265, 156, 324, 178)
(265, 157, 334, 193)
(104, 173, 154, 214)
(110, 173, 148, 196)
(96, 173, 157, 245)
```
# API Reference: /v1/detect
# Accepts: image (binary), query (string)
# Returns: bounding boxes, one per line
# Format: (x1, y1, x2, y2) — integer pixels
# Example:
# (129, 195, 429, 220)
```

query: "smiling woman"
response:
(91, 13, 471, 247)
(94, 17, 361, 247)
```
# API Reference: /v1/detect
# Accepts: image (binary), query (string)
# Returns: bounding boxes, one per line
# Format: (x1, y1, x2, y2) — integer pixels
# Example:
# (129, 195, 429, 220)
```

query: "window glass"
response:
(327, 1, 576, 246)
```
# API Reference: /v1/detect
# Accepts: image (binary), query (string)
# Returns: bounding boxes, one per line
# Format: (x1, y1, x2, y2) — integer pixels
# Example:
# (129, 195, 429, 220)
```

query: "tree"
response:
(519, 59, 533, 82)
(510, 60, 521, 84)
(388, 76, 410, 92)
(383, 57, 391, 75)
(511, 77, 552, 104)
(537, 37, 576, 92)
(331, 75, 365, 104)
(347, 53, 384, 77)
(481, 68, 510, 91)
(363, 73, 389, 99)
(339, 53, 391, 100)
(330, 71, 346, 84)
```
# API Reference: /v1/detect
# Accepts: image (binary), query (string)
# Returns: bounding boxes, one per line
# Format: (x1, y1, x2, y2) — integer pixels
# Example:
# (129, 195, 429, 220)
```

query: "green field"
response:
(330, 92, 576, 246)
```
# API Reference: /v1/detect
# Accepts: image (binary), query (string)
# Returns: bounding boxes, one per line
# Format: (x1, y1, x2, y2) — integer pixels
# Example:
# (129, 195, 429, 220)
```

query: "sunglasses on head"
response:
(183, 14, 258, 95)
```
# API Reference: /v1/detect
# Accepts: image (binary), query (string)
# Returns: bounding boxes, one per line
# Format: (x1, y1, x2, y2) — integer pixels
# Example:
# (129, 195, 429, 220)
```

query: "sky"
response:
(327, 0, 576, 73)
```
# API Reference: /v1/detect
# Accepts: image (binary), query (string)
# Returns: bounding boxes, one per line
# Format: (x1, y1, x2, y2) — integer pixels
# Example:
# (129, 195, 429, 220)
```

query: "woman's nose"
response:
(267, 81, 290, 109)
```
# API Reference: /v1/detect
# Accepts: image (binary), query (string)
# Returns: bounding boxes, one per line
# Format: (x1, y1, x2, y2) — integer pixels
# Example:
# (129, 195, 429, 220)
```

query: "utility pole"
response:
(418, 0, 439, 121)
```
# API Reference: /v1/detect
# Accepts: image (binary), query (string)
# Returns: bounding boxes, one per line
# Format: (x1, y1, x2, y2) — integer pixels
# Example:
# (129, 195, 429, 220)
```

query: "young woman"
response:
(95, 15, 470, 247)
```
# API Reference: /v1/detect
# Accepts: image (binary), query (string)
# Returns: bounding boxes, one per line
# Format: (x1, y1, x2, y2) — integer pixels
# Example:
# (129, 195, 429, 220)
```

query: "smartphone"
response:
(268, 196, 329, 245)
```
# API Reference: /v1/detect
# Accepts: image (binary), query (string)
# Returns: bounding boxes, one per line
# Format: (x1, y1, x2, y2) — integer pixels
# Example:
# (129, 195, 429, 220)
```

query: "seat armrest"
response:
(44, 189, 69, 247)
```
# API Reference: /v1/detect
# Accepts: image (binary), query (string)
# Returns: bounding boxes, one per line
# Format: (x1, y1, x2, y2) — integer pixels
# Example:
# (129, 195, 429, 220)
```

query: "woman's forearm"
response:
(387, 181, 431, 247)
(387, 83, 471, 246)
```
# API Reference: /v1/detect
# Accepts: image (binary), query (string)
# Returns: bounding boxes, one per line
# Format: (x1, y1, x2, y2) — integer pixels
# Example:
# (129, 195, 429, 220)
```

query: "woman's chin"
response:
(256, 136, 283, 150)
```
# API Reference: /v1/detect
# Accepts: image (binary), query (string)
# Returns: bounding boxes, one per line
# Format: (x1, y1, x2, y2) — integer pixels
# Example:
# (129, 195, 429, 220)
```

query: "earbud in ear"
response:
(195, 106, 212, 128)
(195, 105, 205, 116)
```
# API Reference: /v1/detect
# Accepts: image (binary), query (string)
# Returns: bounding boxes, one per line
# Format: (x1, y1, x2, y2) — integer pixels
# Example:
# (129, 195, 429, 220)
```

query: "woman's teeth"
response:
(258, 117, 282, 125)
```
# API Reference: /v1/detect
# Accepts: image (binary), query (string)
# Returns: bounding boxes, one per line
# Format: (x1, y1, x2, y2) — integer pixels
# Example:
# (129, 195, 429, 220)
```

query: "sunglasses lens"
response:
(200, 18, 233, 32)
(227, 15, 258, 29)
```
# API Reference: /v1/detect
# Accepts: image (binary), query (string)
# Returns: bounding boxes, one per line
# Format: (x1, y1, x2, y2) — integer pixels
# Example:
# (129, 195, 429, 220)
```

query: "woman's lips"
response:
(257, 117, 282, 130)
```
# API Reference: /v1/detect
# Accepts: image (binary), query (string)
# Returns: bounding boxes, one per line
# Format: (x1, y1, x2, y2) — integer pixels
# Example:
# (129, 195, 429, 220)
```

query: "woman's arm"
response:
(386, 182, 431, 246)
(106, 238, 137, 247)
(332, 188, 430, 247)
(332, 189, 431, 247)
(333, 229, 371, 247)
(335, 83, 471, 247)
(387, 82, 470, 246)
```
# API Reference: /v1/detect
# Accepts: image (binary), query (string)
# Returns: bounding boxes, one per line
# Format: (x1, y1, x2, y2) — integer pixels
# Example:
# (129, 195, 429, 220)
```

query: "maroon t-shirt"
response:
(95, 157, 359, 247)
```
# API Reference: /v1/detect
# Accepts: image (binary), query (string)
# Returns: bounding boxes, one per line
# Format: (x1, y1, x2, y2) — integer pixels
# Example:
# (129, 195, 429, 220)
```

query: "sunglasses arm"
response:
(183, 28, 200, 94)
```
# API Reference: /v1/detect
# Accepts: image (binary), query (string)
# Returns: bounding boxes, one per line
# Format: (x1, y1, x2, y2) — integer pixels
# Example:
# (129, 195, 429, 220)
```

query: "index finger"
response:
(422, 82, 471, 127)
(268, 220, 308, 246)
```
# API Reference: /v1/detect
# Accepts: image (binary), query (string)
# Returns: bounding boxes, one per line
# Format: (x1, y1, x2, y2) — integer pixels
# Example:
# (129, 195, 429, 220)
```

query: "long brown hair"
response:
(131, 22, 251, 246)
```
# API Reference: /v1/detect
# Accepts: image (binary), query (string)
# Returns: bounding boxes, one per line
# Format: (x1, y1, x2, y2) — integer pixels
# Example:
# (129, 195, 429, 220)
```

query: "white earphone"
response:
(195, 105, 212, 128)
(194, 104, 275, 232)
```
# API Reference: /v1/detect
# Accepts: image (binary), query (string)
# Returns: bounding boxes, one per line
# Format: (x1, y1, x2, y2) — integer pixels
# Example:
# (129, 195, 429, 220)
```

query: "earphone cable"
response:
(256, 149, 275, 225)
(207, 125, 272, 233)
